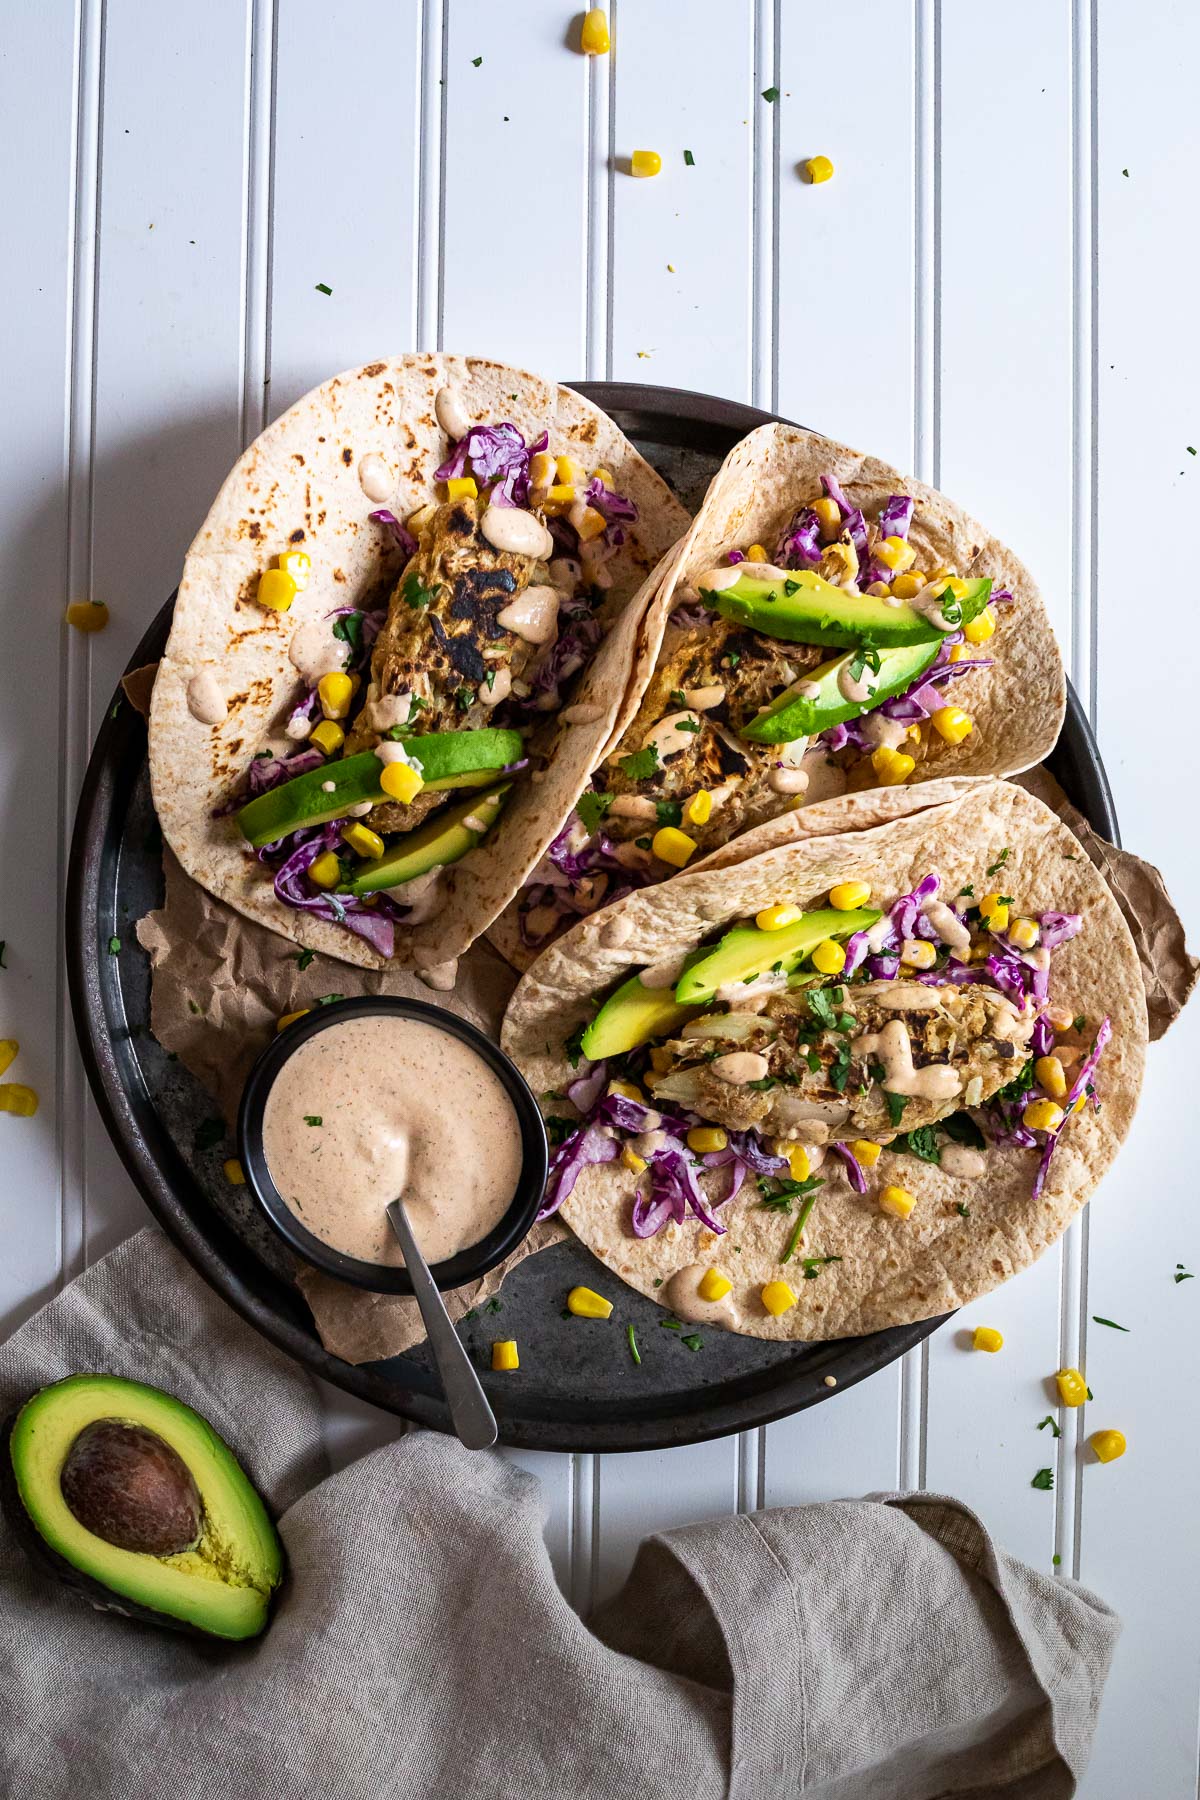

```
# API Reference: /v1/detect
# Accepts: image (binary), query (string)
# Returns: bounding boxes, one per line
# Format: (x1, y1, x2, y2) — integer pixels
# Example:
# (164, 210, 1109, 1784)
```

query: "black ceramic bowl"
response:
(236, 996, 549, 1295)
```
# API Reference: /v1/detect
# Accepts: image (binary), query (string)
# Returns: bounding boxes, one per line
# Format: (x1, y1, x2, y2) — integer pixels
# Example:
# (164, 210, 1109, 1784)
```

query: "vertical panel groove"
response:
(415, 0, 445, 350)
(241, 0, 276, 444)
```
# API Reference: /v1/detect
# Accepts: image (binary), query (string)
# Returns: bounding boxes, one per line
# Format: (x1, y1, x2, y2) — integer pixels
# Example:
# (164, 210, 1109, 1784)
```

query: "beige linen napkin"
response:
(1, 1229, 1118, 1799)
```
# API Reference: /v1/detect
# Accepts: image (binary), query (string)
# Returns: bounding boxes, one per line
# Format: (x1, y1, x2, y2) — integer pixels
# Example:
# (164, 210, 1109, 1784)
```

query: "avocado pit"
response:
(60, 1419, 202, 1556)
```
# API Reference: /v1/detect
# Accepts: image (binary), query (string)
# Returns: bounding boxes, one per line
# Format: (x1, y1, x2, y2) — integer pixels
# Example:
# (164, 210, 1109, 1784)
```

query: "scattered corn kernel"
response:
(931, 705, 973, 745)
(608, 1079, 643, 1103)
(581, 7, 610, 54)
(555, 454, 584, 486)
(890, 571, 923, 600)
(379, 760, 424, 804)
(756, 902, 802, 932)
(567, 1285, 614, 1319)
(1070, 1090, 1088, 1114)
(871, 745, 915, 786)
(223, 1158, 246, 1186)
(652, 825, 697, 868)
(907, 723, 923, 741)
(621, 1146, 647, 1175)
(0, 1085, 38, 1117)
(1056, 1367, 1088, 1407)
(307, 851, 342, 890)
(930, 565, 953, 580)
(542, 483, 577, 514)
(341, 822, 385, 860)
(492, 1340, 520, 1372)
(761, 1280, 798, 1317)
(276, 1009, 311, 1032)
(0, 1041, 17, 1079)
(1089, 1428, 1126, 1464)
(811, 938, 846, 976)
(900, 938, 936, 971)
(946, 644, 974, 663)
(943, 577, 969, 601)
(979, 891, 1009, 932)
(256, 568, 297, 613)
(65, 600, 109, 632)
(278, 549, 311, 588)
(683, 789, 712, 827)
(317, 670, 354, 720)
(852, 1139, 882, 1168)
(445, 475, 478, 503)
(829, 880, 871, 911)
(812, 496, 842, 540)
(1023, 1099, 1065, 1133)
(687, 1126, 728, 1154)
(698, 1268, 733, 1304)
(1034, 1055, 1068, 1100)
(963, 606, 996, 645)
(310, 719, 345, 757)
(879, 1184, 916, 1220)
(1008, 917, 1040, 950)
(783, 1143, 811, 1182)
(574, 504, 608, 542)
(874, 535, 918, 574)
(866, 580, 892, 598)
(972, 1325, 1004, 1353)
(528, 450, 555, 490)
(631, 149, 662, 178)
(746, 543, 769, 563)
(803, 155, 835, 184)
(591, 466, 615, 487)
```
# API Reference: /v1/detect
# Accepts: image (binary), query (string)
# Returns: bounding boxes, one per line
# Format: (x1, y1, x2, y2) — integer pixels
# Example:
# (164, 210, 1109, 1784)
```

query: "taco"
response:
(500, 782, 1145, 1341)
(498, 421, 1066, 966)
(148, 355, 690, 977)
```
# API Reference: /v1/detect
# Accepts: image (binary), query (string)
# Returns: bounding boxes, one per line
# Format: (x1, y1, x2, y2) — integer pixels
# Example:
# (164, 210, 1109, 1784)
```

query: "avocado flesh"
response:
(342, 785, 508, 895)
(580, 952, 709, 1061)
(236, 728, 522, 848)
(741, 640, 940, 745)
(4, 1375, 281, 1641)
(675, 907, 880, 1007)
(701, 570, 991, 650)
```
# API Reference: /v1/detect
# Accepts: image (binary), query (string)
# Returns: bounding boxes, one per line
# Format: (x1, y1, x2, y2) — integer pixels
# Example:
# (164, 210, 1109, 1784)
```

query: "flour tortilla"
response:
(149, 355, 691, 970)
(501, 781, 1146, 1341)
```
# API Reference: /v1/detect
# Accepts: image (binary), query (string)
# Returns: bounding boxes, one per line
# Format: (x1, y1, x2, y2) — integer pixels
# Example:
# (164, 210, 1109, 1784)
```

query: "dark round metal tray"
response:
(65, 383, 1119, 1453)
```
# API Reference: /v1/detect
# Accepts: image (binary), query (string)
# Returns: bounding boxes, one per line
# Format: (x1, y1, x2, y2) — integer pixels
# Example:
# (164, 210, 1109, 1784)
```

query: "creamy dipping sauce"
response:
(666, 1264, 742, 1331)
(262, 1016, 522, 1266)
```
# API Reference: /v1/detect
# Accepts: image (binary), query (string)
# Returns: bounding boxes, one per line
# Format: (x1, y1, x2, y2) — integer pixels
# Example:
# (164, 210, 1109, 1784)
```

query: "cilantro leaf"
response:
(956, 1203, 971, 1218)
(1092, 1315, 1130, 1332)
(655, 799, 683, 829)
(800, 1254, 842, 1281)
(1175, 1264, 1194, 1284)
(107, 935, 121, 956)
(1031, 1467, 1054, 1491)
(806, 986, 838, 1030)
(304, 1115, 322, 1127)
(565, 1024, 587, 1070)
(683, 149, 695, 166)
(761, 85, 780, 102)
(895, 1125, 940, 1164)
(331, 611, 363, 652)
(577, 790, 613, 836)
(680, 1333, 703, 1351)
(619, 745, 660, 782)
(997, 1058, 1036, 1103)
(401, 570, 435, 610)
(1037, 1415, 1062, 1438)
(884, 1090, 909, 1128)
(295, 948, 315, 971)
(942, 1111, 985, 1150)
(986, 848, 1010, 876)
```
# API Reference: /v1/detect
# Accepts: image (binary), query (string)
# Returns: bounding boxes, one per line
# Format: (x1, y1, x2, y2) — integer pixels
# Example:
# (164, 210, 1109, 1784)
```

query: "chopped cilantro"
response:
(761, 85, 780, 102)
(1072, 1014, 1087, 1033)
(471, 54, 482, 65)
(543, 1116, 576, 1147)
(484, 669, 496, 691)
(1175, 1264, 1194, 1284)
(565, 1024, 586, 1069)
(107, 935, 121, 956)
(758, 1174, 822, 1213)
(577, 791, 613, 835)
(680, 1333, 703, 1351)
(745, 1075, 778, 1092)
(1037, 1415, 1062, 1438)
(959, 884, 974, 899)
(884, 1091, 909, 1128)
(986, 848, 1010, 876)
(806, 986, 838, 1030)
(626, 1324, 641, 1366)
(829, 1043, 852, 1093)
(454, 686, 473, 712)
(956, 1203, 971, 1218)
(314, 282, 332, 296)
(669, 688, 687, 708)
(895, 1125, 940, 1164)
(620, 745, 660, 782)
(659, 1317, 682, 1331)
(1087, 1385, 1094, 1400)
(943, 1112, 985, 1151)
(304, 1115, 322, 1127)
(847, 645, 882, 686)
(194, 1118, 225, 1152)
(1031, 1468, 1054, 1491)
(676, 717, 702, 734)
(295, 948, 315, 971)
(314, 993, 343, 1006)
(683, 149, 695, 166)
(1092, 1315, 1129, 1331)
(331, 611, 363, 651)
(800, 1254, 842, 1281)
(997, 1059, 1036, 1103)
(1052, 1553, 1062, 1566)
(655, 799, 682, 829)
(187, 999, 201, 1016)
(726, 650, 741, 669)
(485, 1297, 502, 1314)
(400, 570, 435, 610)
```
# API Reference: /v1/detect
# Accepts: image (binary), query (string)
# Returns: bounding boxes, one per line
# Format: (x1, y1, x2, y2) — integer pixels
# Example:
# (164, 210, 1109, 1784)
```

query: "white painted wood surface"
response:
(2, 3, 1197, 1789)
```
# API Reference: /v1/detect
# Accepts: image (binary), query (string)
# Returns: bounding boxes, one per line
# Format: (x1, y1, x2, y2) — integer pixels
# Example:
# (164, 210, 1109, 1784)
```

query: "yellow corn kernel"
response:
(924, 577, 951, 601)
(310, 719, 345, 757)
(782, 1143, 811, 1182)
(746, 543, 769, 563)
(890, 571, 923, 600)
(1035, 1055, 1068, 1101)
(944, 577, 969, 601)
(341, 822, 385, 860)
(567, 1285, 614, 1319)
(874, 535, 918, 574)
(812, 496, 842, 540)
(276, 1009, 311, 1032)
(972, 1325, 1004, 1353)
(608, 1079, 643, 1103)
(652, 825, 697, 868)
(979, 891, 1009, 932)
(379, 760, 424, 804)
(698, 1268, 733, 1303)
(0, 1084, 38, 1117)
(649, 1046, 673, 1074)
(574, 504, 608, 542)
(621, 1146, 647, 1175)
(899, 938, 936, 971)
(307, 851, 342, 890)
(581, 7, 610, 54)
(683, 789, 712, 827)
(866, 581, 892, 598)
(528, 450, 556, 491)
(930, 564, 954, 580)
(811, 938, 846, 976)
(317, 670, 354, 720)
(0, 1041, 17, 1079)
(907, 723, 923, 741)
(223, 1158, 246, 1186)
(1089, 1428, 1126, 1464)
(278, 549, 311, 589)
(756, 902, 802, 932)
(963, 606, 996, 645)
(879, 1184, 916, 1220)
(591, 466, 615, 487)
(445, 475, 478, 503)
(65, 600, 109, 632)
(931, 705, 973, 746)
(803, 155, 835, 184)
(631, 149, 662, 178)
(852, 1139, 882, 1168)
(947, 644, 974, 663)
(1056, 1366, 1088, 1408)
(829, 880, 871, 911)
(761, 1280, 798, 1317)
(542, 483, 577, 514)
(687, 1126, 728, 1154)
(1007, 918, 1040, 951)
(256, 568, 298, 613)
(491, 1340, 520, 1372)
(1023, 1099, 1065, 1133)
(871, 745, 915, 787)
(408, 502, 437, 532)
(554, 454, 583, 487)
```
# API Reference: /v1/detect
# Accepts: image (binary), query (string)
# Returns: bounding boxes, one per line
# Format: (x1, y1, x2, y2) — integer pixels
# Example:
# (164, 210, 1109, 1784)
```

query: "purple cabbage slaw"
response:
(264, 822, 406, 958)
(819, 635, 994, 754)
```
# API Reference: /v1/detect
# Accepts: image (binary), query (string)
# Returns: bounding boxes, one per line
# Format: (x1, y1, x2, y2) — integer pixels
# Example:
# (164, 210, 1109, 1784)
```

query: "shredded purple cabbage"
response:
(435, 423, 534, 503)
(1030, 1017, 1111, 1199)
(819, 473, 869, 570)
(832, 1142, 867, 1193)
(775, 506, 823, 569)
(566, 1058, 609, 1114)
(1039, 911, 1082, 949)
(368, 509, 418, 559)
(246, 746, 324, 798)
(540, 1122, 621, 1218)
(584, 476, 639, 526)
(268, 823, 402, 957)
(726, 548, 746, 565)
(878, 495, 915, 540)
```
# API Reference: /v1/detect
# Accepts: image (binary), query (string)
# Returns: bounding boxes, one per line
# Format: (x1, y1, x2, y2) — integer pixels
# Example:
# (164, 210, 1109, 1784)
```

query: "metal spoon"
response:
(385, 1197, 498, 1450)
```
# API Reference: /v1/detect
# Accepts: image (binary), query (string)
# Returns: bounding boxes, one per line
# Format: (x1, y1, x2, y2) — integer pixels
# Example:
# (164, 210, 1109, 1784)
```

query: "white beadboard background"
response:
(2, 3, 1198, 1789)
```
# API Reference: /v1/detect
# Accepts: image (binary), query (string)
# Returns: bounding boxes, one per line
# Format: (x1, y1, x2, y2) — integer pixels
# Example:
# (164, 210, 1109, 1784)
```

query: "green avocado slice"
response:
(741, 640, 940, 745)
(236, 728, 522, 848)
(699, 568, 992, 650)
(674, 907, 880, 1007)
(341, 784, 509, 895)
(580, 951, 709, 1061)
(2, 1375, 282, 1641)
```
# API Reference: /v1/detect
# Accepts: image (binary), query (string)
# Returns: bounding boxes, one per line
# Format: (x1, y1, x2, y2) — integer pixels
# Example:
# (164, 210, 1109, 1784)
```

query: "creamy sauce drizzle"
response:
(940, 1144, 986, 1179)
(481, 506, 554, 561)
(837, 663, 875, 705)
(262, 1017, 521, 1266)
(435, 385, 471, 441)
(186, 671, 227, 726)
(665, 1263, 742, 1331)
(922, 899, 971, 950)
(496, 585, 559, 644)
(357, 454, 392, 503)
(289, 616, 349, 686)
(769, 766, 810, 796)
(642, 710, 703, 762)
(851, 1018, 962, 1100)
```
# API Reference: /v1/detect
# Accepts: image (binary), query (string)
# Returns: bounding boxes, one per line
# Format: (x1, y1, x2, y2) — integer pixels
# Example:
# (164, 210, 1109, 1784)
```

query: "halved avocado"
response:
(341, 784, 509, 895)
(699, 569, 992, 650)
(580, 951, 708, 1061)
(741, 640, 940, 745)
(674, 906, 880, 1007)
(1, 1375, 282, 1641)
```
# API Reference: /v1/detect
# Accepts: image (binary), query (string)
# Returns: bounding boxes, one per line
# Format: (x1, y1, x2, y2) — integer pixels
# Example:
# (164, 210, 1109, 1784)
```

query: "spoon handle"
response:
(385, 1200, 498, 1450)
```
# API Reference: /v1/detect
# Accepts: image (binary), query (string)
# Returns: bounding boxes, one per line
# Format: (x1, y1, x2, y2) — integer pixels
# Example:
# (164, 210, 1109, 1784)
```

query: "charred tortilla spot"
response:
(289, 529, 305, 543)
(341, 448, 353, 466)
(362, 361, 385, 378)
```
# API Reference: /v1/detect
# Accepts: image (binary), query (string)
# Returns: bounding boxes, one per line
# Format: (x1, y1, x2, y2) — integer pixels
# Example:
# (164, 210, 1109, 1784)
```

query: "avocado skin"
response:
(1, 1377, 284, 1642)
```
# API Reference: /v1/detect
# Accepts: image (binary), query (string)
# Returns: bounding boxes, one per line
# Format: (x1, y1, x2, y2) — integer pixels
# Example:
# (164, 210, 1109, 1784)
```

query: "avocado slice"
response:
(699, 569, 992, 650)
(236, 728, 522, 848)
(580, 952, 709, 1061)
(1, 1375, 282, 1641)
(341, 784, 509, 895)
(741, 640, 940, 745)
(674, 906, 880, 1006)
